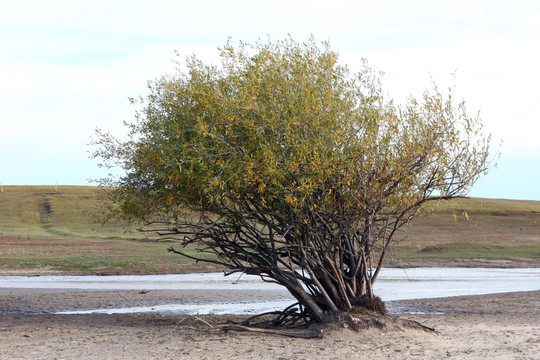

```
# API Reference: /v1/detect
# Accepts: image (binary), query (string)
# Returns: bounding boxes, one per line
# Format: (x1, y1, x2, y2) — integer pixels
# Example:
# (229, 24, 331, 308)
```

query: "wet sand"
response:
(0, 288, 539, 359)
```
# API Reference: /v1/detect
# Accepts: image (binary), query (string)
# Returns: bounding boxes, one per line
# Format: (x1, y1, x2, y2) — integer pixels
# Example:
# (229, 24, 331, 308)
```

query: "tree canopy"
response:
(93, 37, 491, 324)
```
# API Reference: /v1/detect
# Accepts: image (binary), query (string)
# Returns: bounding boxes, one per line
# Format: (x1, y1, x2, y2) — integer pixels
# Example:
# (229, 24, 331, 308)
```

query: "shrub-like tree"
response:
(93, 37, 491, 324)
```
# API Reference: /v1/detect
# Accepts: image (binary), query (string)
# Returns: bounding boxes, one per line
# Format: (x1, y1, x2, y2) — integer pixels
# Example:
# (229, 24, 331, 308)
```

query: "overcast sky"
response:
(1, 0, 539, 200)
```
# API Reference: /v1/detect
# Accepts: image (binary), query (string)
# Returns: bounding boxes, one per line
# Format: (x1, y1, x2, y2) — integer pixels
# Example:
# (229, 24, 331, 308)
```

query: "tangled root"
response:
(350, 295, 387, 315)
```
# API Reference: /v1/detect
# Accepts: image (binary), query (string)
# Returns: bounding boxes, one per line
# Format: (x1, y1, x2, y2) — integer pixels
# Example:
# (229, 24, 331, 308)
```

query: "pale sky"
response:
(1, 0, 539, 200)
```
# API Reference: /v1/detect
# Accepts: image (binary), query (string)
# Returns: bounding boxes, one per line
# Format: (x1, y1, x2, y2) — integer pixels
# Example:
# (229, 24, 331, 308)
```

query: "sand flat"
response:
(0, 289, 538, 359)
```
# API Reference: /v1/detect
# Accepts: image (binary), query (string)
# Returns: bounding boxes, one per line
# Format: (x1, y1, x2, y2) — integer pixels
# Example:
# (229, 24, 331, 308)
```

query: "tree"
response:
(92, 37, 491, 324)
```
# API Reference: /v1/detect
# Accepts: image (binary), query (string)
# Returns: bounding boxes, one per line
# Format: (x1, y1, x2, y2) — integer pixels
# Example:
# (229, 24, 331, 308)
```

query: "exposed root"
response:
(203, 324, 324, 338)
(188, 304, 324, 338)
(185, 303, 436, 339)
(398, 319, 437, 333)
(350, 295, 387, 315)
(342, 312, 438, 334)
(240, 302, 314, 328)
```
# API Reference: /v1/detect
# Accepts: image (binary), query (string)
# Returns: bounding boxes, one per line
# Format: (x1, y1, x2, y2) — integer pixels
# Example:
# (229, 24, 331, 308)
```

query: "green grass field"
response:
(389, 197, 540, 266)
(0, 186, 216, 274)
(0, 186, 538, 274)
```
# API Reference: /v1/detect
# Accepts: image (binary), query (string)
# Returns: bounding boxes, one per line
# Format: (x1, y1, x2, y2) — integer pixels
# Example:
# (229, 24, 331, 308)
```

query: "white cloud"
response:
(1, 0, 539, 198)
(341, 27, 540, 153)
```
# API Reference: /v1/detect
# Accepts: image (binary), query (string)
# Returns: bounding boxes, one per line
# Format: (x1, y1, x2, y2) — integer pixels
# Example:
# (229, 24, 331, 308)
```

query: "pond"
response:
(1, 268, 538, 315)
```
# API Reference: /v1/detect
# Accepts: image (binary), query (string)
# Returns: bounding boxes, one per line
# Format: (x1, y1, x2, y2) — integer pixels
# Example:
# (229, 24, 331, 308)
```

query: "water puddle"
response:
(56, 300, 296, 315)
(0, 272, 285, 291)
(375, 267, 540, 300)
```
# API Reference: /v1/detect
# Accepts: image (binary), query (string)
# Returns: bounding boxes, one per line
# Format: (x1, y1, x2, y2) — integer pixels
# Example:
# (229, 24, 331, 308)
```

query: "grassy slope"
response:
(0, 185, 151, 239)
(0, 186, 539, 274)
(0, 186, 213, 274)
(392, 198, 540, 266)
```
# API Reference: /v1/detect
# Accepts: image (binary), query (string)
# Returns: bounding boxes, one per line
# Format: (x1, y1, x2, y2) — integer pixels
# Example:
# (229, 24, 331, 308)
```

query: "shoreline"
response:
(1, 257, 538, 277)
(2, 267, 538, 317)
(1, 264, 539, 359)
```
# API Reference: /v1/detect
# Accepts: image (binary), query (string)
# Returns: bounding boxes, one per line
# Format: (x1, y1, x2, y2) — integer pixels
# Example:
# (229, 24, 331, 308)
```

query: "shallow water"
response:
(1, 268, 538, 315)
(375, 267, 540, 300)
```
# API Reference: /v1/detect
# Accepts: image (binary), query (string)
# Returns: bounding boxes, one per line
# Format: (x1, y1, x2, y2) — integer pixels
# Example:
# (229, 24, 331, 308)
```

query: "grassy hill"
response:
(0, 185, 138, 240)
(0, 186, 538, 274)
(394, 197, 540, 266)
(0, 186, 209, 274)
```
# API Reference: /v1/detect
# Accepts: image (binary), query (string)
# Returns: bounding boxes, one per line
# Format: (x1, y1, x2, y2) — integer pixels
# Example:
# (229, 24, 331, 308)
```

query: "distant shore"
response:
(1, 256, 538, 278)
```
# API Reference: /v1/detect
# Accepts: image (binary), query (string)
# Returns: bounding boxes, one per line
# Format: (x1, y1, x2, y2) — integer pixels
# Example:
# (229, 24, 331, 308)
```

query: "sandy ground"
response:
(0, 288, 539, 360)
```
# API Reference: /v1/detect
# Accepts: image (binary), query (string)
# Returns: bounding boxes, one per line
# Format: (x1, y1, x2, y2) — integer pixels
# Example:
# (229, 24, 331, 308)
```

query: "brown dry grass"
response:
(1, 186, 539, 274)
